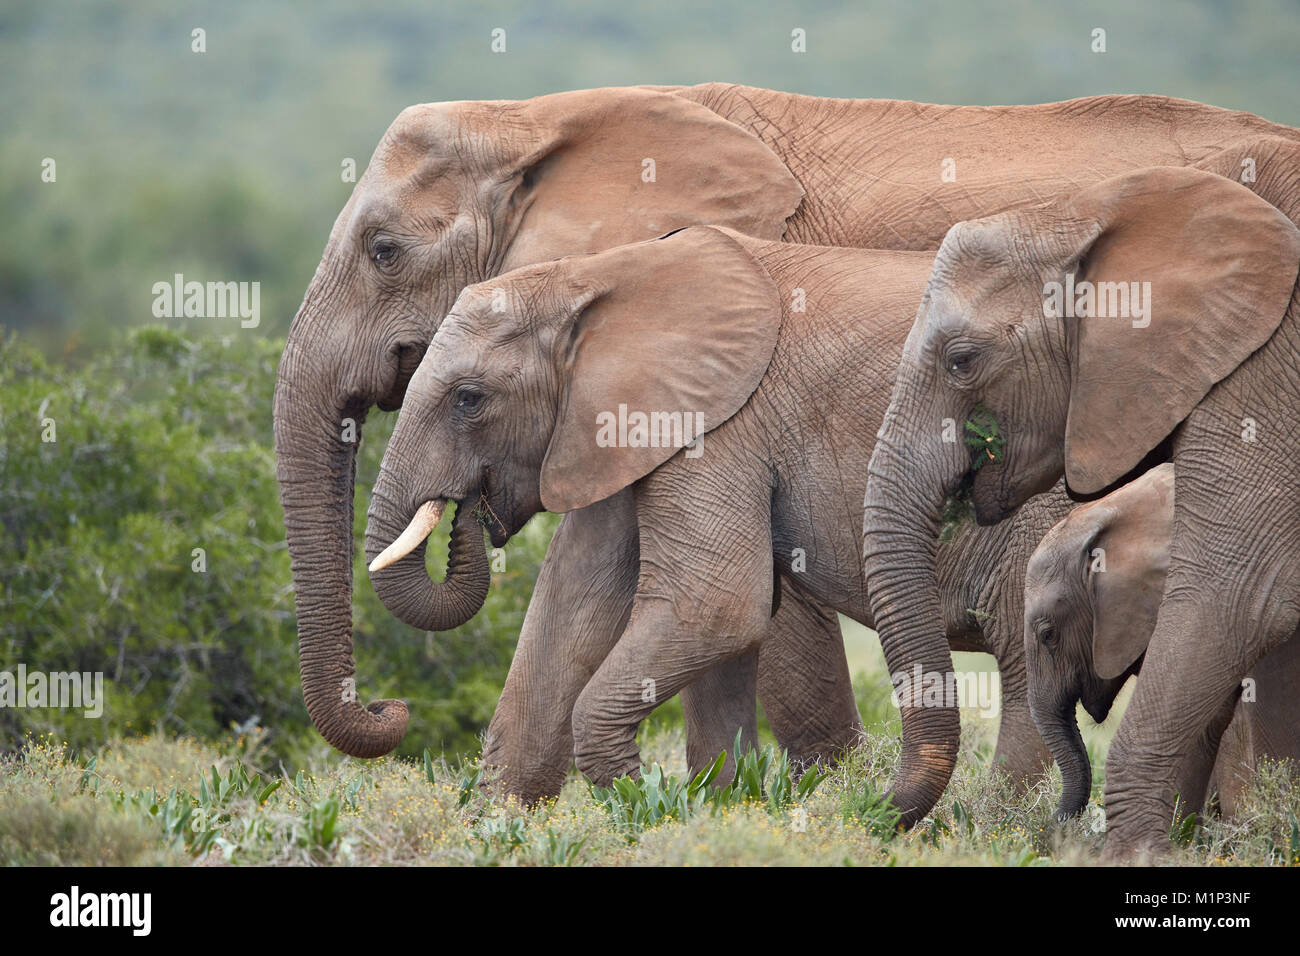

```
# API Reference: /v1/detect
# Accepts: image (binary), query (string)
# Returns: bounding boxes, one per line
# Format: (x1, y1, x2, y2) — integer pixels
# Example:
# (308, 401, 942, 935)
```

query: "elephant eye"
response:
(1037, 621, 1058, 647)
(947, 352, 975, 375)
(372, 241, 400, 266)
(454, 387, 483, 411)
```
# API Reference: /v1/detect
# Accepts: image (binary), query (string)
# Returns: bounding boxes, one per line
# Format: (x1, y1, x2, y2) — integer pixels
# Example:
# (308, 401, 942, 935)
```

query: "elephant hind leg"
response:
(680, 651, 760, 783)
(756, 584, 864, 773)
(991, 698, 1054, 792)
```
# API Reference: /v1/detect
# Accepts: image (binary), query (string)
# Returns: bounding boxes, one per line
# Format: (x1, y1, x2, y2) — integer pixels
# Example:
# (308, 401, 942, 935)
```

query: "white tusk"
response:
(368, 500, 447, 573)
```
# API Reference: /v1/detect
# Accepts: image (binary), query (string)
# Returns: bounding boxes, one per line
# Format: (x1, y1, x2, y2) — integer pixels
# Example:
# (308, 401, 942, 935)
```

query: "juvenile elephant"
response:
(274, 81, 1300, 805)
(365, 227, 1074, 823)
(1023, 463, 1300, 820)
(862, 151, 1300, 854)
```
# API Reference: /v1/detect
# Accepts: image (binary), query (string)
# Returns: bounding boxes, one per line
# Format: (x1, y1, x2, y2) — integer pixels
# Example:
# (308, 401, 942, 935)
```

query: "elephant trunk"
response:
(1031, 692, 1093, 820)
(273, 342, 409, 759)
(365, 473, 490, 633)
(861, 429, 962, 829)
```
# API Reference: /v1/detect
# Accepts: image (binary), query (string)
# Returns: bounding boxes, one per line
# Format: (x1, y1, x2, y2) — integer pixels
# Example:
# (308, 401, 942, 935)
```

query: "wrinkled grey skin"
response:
(366, 230, 1075, 824)
(1209, 636, 1300, 817)
(274, 80, 1300, 805)
(1025, 463, 1300, 821)
(862, 141, 1300, 855)
(1022, 466, 1171, 821)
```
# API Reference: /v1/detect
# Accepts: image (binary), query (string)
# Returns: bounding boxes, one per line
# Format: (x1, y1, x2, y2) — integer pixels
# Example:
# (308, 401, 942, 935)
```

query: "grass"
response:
(0, 623, 1288, 867)
(4, 711, 1297, 866)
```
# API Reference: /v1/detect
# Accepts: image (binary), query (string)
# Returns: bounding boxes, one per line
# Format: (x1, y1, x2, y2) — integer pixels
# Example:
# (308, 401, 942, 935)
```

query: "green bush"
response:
(0, 328, 553, 761)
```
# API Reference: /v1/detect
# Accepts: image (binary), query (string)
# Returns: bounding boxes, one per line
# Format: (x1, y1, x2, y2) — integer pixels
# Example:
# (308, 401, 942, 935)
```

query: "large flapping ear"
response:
(488, 87, 804, 270)
(1087, 463, 1176, 679)
(1191, 135, 1300, 226)
(539, 227, 783, 512)
(1042, 166, 1300, 494)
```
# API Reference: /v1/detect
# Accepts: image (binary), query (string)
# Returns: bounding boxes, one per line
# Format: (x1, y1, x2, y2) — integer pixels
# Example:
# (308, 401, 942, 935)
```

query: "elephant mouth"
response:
(368, 480, 513, 574)
(480, 502, 511, 549)
(970, 462, 1022, 525)
(1081, 668, 1136, 725)
(474, 471, 513, 549)
(369, 498, 450, 573)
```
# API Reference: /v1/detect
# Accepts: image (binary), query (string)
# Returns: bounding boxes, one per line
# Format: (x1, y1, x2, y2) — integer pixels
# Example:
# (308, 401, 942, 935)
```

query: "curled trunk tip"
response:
(304, 690, 409, 759)
(275, 374, 410, 760)
(366, 496, 491, 633)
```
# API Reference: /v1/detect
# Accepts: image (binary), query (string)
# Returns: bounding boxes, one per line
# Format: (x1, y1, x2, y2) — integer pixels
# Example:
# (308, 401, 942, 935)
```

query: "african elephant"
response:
(861, 148, 1300, 853)
(273, 81, 1300, 805)
(365, 227, 1079, 823)
(1022, 463, 1300, 821)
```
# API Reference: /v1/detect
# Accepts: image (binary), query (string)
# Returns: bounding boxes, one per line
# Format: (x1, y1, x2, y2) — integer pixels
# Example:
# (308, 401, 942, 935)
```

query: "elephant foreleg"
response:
(1103, 548, 1300, 855)
(1104, 391, 1300, 856)
(481, 490, 639, 805)
(683, 584, 867, 779)
(1103, 603, 1265, 859)
(573, 480, 774, 786)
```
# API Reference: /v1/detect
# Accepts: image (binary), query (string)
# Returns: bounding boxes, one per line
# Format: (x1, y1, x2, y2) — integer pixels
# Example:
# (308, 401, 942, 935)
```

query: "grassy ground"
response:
(4, 634, 1297, 866)
(4, 726, 1297, 867)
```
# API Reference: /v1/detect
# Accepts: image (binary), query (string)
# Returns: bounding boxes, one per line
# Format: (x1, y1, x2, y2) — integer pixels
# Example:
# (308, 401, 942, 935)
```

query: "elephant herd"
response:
(274, 83, 1300, 858)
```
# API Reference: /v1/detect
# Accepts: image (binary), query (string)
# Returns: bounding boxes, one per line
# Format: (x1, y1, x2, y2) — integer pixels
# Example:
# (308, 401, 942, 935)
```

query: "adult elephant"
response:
(274, 81, 1300, 806)
(363, 228, 1071, 822)
(861, 145, 1300, 853)
(1022, 464, 1300, 821)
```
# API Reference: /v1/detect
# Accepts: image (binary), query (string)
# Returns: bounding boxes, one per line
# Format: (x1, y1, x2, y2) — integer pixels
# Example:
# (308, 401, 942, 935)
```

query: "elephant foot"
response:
(1099, 798, 1172, 864)
(1100, 836, 1164, 865)
(481, 763, 569, 808)
(479, 726, 572, 806)
(780, 721, 867, 773)
(572, 720, 642, 788)
(576, 747, 642, 789)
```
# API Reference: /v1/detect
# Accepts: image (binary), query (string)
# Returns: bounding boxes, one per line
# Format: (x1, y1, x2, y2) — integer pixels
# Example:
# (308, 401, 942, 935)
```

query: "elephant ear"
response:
(1087, 464, 1176, 680)
(1048, 166, 1300, 494)
(539, 227, 783, 512)
(489, 87, 804, 271)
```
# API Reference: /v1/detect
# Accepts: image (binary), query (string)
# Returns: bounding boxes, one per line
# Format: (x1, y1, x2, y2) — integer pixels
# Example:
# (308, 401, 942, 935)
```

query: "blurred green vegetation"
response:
(0, 328, 556, 759)
(1, 1, 1295, 761)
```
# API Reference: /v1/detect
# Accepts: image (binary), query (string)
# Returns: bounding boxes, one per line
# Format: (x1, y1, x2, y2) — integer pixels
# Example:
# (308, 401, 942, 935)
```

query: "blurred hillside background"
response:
(2, 0, 1297, 764)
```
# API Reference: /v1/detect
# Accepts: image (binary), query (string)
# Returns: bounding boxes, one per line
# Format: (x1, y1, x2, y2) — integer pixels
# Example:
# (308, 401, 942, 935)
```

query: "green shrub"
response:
(0, 329, 552, 761)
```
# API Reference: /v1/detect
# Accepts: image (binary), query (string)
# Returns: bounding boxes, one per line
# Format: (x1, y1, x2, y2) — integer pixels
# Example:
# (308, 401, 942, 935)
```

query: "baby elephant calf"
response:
(1023, 462, 1300, 821)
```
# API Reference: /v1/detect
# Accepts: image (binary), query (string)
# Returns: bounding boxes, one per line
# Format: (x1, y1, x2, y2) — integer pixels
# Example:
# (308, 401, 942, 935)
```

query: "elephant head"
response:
(274, 89, 803, 759)
(364, 226, 782, 618)
(861, 166, 1300, 806)
(1022, 463, 1174, 820)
